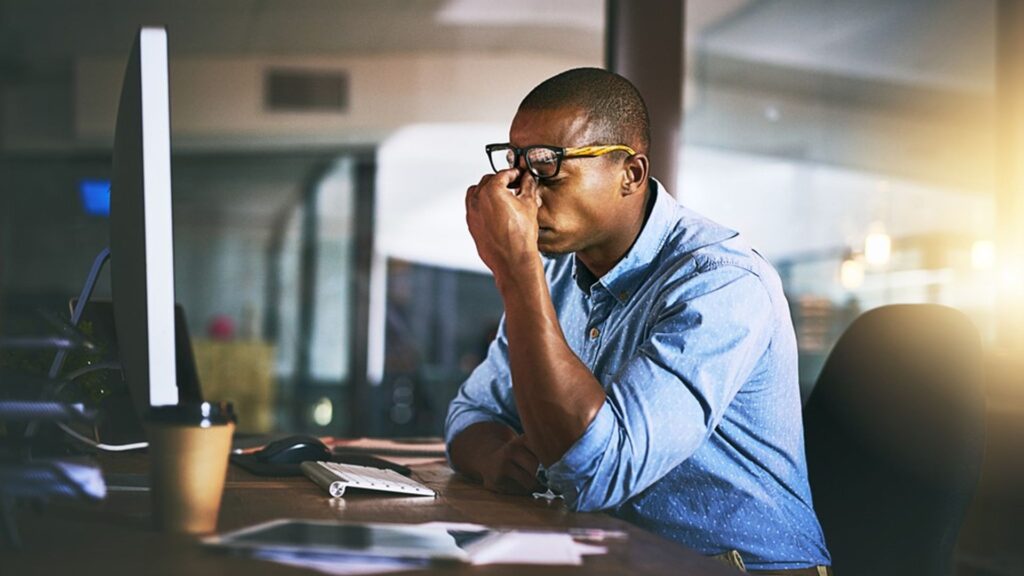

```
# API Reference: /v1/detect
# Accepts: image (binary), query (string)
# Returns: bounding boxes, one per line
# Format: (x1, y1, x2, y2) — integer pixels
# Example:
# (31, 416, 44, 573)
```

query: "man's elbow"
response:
(545, 418, 646, 512)
(551, 458, 640, 513)
(561, 479, 629, 513)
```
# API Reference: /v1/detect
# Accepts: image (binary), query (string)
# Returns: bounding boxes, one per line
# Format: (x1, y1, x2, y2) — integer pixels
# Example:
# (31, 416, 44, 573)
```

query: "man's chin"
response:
(538, 243, 571, 257)
(537, 229, 569, 256)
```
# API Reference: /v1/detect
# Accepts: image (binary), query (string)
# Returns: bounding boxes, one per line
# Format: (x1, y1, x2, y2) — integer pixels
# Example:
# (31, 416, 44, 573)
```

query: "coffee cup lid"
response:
(147, 401, 236, 427)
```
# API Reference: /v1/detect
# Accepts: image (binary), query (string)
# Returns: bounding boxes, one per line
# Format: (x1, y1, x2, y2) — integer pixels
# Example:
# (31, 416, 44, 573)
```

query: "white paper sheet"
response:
(421, 522, 608, 566)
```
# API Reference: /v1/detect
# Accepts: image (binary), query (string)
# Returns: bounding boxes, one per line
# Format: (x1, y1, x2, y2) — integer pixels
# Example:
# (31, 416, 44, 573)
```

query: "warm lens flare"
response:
(840, 257, 865, 290)
(864, 231, 892, 267)
(971, 240, 996, 271)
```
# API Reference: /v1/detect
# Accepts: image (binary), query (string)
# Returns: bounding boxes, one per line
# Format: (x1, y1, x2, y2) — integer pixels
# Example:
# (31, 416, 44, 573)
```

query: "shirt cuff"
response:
(545, 401, 616, 508)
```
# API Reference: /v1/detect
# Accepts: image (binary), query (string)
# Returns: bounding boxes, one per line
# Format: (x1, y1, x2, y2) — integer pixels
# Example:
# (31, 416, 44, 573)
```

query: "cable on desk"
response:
(56, 421, 148, 452)
(54, 363, 149, 452)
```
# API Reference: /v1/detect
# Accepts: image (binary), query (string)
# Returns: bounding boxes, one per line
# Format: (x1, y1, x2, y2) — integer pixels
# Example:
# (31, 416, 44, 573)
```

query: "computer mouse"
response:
(255, 435, 331, 465)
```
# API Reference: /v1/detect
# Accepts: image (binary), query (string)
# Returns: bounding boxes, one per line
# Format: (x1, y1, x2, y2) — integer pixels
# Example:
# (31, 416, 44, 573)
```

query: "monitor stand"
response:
(48, 248, 111, 380)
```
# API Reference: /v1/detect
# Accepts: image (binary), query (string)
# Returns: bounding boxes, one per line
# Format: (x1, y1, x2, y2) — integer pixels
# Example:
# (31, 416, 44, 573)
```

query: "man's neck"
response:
(576, 183, 654, 280)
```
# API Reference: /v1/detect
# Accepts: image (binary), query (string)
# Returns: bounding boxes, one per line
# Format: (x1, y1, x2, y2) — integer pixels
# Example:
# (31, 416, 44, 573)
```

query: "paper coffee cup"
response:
(147, 401, 236, 534)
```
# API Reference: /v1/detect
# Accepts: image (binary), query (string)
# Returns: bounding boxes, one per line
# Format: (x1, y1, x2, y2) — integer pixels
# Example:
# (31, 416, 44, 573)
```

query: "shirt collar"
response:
(573, 178, 737, 303)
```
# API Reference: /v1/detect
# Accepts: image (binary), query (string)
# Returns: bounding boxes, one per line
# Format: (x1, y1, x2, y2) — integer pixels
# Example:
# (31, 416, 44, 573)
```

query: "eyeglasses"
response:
(485, 143, 636, 179)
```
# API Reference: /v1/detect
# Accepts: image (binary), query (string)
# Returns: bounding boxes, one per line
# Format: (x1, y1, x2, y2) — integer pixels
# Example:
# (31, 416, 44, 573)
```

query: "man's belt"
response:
(749, 566, 833, 576)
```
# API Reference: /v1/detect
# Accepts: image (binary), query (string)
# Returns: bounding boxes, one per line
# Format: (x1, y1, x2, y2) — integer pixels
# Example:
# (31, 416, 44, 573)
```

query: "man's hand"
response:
(465, 168, 542, 278)
(478, 435, 544, 495)
(449, 421, 544, 496)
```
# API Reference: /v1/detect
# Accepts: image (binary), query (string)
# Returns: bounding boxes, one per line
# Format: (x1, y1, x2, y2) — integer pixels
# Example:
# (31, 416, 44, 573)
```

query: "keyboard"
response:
(300, 461, 436, 498)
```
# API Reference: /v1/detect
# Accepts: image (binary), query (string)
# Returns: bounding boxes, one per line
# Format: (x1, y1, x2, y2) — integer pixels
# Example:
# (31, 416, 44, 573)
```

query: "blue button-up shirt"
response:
(445, 181, 831, 570)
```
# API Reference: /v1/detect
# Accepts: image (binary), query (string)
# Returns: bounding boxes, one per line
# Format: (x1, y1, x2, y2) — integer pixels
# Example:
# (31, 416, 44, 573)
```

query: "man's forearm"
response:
(449, 421, 519, 480)
(496, 258, 607, 467)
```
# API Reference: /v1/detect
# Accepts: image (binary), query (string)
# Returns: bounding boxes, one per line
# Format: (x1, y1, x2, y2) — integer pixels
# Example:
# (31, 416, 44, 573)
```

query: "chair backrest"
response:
(803, 304, 985, 576)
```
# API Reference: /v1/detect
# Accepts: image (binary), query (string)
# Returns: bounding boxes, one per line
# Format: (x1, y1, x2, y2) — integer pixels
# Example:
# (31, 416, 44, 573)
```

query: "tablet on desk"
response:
(204, 519, 491, 563)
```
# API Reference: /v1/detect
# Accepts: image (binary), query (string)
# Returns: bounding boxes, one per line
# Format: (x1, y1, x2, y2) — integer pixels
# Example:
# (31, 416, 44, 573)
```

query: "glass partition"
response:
(684, 0, 997, 396)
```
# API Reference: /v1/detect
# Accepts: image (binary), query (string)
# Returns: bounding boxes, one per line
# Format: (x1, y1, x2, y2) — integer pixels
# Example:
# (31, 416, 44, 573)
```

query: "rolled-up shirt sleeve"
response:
(444, 316, 521, 460)
(546, 265, 774, 512)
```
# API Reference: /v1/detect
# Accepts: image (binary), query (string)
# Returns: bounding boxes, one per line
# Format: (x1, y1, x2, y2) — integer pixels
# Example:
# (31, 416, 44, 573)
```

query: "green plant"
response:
(0, 319, 124, 405)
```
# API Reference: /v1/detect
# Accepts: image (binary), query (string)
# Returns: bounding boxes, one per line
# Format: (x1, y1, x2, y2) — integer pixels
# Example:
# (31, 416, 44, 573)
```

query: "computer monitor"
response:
(109, 27, 179, 416)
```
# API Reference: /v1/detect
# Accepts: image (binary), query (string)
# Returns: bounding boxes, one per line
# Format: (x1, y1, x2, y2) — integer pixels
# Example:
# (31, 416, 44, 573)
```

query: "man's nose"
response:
(516, 171, 544, 207)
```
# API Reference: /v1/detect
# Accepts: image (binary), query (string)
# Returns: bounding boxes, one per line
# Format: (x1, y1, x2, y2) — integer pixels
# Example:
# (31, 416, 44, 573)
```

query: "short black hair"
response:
(518, 67, 651, 155)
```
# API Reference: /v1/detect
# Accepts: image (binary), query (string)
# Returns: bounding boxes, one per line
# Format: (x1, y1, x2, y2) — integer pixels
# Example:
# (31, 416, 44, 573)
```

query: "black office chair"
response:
(803, 304, 985, 576)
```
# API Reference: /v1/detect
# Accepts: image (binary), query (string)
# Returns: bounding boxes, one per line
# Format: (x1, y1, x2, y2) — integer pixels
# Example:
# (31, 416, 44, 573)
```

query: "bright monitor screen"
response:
(109, 27, 179, 411)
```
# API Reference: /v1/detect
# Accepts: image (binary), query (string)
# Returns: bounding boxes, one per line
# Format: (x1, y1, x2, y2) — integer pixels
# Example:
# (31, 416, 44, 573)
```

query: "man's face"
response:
(508, 107, 627, 256)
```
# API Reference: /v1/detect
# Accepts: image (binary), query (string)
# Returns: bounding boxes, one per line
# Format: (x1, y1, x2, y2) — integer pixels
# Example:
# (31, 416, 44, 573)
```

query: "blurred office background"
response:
(0, 1, 1022, 571)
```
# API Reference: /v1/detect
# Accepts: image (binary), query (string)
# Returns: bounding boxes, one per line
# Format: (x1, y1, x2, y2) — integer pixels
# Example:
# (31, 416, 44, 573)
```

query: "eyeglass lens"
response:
(488, 146, 560, 178)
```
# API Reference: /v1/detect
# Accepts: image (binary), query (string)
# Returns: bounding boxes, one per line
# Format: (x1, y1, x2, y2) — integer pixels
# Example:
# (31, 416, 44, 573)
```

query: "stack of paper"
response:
(207, 519, 609, 576)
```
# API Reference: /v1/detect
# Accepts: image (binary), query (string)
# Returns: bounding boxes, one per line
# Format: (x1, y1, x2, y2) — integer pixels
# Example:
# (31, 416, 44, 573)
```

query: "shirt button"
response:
(619, 291, 629, 301)
(589, 327, 600, 339)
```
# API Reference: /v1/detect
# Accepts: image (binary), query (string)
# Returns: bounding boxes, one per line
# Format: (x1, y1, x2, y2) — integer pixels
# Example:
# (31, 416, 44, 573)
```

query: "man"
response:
(445, 68, 831, 573)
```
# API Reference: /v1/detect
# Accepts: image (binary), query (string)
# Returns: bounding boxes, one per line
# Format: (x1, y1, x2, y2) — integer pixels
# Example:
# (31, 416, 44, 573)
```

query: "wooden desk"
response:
(4, 453, 739, 575)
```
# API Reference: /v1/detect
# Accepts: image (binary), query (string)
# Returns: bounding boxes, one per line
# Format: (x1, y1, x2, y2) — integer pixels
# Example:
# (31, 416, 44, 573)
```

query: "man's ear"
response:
(620, 153, 649, 196)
